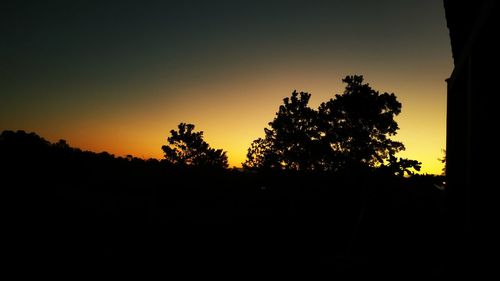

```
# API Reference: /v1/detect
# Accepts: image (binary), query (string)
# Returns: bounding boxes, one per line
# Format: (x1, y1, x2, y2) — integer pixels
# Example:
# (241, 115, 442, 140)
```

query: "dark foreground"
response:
(2, 131, 447, 277)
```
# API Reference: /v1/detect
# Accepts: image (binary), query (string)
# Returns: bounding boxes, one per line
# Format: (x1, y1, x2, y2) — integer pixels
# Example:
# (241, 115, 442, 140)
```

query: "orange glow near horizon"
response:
(8, 65, 448, 175)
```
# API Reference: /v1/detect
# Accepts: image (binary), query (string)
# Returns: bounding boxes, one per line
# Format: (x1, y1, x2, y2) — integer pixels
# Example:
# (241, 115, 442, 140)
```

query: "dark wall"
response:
(444, 0, 498, 276)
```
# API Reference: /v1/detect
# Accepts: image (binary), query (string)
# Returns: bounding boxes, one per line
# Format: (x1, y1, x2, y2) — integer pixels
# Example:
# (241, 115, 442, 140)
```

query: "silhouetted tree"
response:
(439, 149, 446, 175)
(243, 137, 278, 170)
(162, 123, 228, 169)
(383, 153, 422, 177)
(244, 91, 323, 170)
(318, 75, 414, 171)
(245, 75, 421, 174)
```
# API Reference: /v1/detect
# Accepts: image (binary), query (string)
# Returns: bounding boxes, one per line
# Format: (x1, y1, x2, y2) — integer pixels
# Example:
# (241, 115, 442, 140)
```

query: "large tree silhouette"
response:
(162, 123, 228, 169)
(319, 75, 409, 170)
(244, 75, 420, 175)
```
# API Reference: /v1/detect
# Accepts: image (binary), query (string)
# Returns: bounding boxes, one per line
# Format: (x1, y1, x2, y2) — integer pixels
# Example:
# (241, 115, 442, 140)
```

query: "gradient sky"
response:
(1, 0, 451, 174)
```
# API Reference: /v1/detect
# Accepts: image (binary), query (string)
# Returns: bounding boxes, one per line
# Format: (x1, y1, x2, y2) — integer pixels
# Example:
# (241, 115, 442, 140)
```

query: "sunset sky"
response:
(1, 0, 451, 174)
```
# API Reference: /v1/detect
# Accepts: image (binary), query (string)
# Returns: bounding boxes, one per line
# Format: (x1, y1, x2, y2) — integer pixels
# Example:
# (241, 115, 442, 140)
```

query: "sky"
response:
(1, 0, 452, 174)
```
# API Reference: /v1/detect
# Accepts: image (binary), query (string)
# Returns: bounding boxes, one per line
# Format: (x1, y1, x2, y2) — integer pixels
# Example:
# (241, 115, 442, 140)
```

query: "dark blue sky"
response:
(2, 0, 446, 96)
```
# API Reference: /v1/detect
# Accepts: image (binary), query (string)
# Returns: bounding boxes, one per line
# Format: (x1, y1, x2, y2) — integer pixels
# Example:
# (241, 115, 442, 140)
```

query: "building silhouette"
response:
(444, 0, 497, 275)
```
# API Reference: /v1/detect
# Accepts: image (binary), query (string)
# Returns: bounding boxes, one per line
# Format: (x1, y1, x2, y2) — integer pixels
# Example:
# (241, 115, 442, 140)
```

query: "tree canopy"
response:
(244, 75, 421, 175)
(162, 123, 228, 169)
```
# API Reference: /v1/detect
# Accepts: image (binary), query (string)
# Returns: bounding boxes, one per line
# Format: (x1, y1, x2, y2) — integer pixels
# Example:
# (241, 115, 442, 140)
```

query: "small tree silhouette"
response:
(162, 123, 228, 169)
(439, 149, 446, 175)
(384, 153, 421, 177)
(244, 91, 327, 170)
(244, 137, 277, 170)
